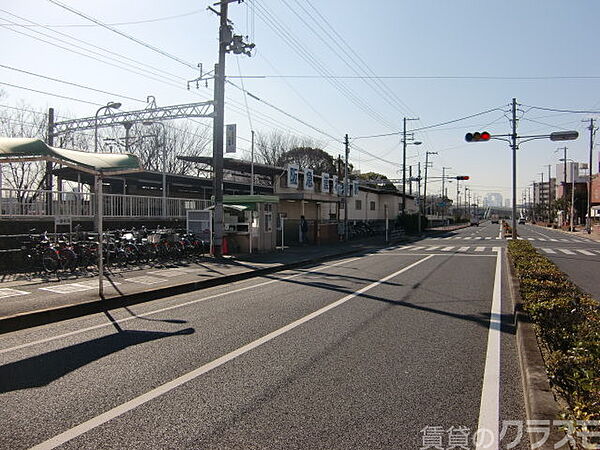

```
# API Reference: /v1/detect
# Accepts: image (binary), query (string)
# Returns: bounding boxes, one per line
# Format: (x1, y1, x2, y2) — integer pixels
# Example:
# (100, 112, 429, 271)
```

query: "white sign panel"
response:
(304, 168, 314, 191)
(225, 124, 236, 153)
(287, 164, 299, 188)
(353, 180, 360, 197)
(332, 175, 338, 195)
(321, 173, 330, 193)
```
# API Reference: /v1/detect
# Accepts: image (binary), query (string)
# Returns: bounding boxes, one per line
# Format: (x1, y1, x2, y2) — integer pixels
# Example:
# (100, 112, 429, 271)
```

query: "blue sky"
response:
(1, 0, 599, 202)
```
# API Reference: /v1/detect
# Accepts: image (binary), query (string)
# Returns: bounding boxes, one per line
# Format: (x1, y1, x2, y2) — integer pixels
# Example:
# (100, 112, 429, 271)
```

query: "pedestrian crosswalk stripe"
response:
(492, 247, 501, 252)
(458, 247, 469, 252)
(474, 237, 482, 240)
(559, 239, 570, 242)
(485, 237, 492, 240)
(527, 238, 535, 241)
(452, 237, 462, 240)
(475, 247, 485, 252)
(427, 246, 441, 251)
(549, 238, 558, 242)
(577, 249, 595, 256)
(541, 248, 556, 254)
(463, 237, 472, 240)
(411, 246, 425, 251)
(538, 238, 547, 241)
(441, 246, 455, 251)
(558, 249, 576, 255)
(0, 288, 29, 299)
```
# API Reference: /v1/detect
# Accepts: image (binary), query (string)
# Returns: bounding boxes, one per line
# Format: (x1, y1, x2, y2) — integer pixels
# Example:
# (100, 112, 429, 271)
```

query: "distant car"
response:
(470, 216, 480, 227)
(491, 214, 499, 224)
(518, 218, 526, 224)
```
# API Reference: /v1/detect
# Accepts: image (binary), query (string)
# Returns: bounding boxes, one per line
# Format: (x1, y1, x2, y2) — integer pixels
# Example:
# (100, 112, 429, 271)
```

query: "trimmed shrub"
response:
(508, 240, 600, 422)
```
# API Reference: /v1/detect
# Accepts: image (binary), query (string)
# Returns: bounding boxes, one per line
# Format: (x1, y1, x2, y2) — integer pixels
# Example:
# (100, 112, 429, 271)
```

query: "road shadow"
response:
(0, 327, 194, 393)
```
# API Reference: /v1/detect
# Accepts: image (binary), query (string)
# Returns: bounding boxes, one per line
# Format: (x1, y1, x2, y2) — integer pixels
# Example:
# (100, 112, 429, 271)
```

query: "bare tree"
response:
(0, 95, 48, 200)
(255, 130, 323, 166)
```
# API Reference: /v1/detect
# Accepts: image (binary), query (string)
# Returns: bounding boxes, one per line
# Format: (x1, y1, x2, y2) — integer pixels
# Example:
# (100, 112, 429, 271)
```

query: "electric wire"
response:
(46, 0, 198, 71)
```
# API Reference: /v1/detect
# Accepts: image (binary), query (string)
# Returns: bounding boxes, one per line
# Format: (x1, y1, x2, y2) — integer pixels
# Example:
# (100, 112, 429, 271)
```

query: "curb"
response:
(506, 252, 565, 449)
(0, 245, 381, 335)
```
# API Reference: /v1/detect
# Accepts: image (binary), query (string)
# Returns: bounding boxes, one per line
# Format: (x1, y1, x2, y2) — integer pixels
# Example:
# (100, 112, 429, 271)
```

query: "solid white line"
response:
(475, 248, 502, 450)
(0, 257, 362, 355)
(30, 255, 435, 450)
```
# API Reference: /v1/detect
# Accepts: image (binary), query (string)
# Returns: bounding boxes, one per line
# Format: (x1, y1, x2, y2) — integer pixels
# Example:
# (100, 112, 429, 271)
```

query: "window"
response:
(370, 201, 376, 211)
(355, 200, 362, 210)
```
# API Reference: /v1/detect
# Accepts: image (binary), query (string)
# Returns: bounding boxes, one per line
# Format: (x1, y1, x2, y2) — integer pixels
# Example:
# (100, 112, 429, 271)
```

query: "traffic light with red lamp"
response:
(465, 131, 491, 142)
(456, 176, 470, 181)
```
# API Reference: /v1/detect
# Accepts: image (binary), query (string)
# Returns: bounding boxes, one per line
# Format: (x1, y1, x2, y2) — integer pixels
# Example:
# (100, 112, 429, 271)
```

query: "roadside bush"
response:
(508, 240, 600, 422)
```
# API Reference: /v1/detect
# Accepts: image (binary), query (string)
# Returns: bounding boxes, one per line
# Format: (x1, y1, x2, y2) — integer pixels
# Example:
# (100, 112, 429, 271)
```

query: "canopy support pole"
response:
(96, 175, 104, 297)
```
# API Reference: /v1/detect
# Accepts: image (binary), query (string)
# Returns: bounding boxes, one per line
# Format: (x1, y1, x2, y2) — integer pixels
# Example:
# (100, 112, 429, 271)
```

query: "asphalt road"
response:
(513, 223, 600, 300)
(0, 222, 530, 449)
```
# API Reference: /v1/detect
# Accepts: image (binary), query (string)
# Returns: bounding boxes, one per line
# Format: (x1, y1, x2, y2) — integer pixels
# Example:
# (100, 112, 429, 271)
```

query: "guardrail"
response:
(0, 188, 210, 219)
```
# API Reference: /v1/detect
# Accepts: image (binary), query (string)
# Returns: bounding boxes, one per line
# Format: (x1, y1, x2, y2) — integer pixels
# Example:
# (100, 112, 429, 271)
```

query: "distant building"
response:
(533, 178, 556, 206)
(504, 199, 511, 208)
(484, 193, 503, 207)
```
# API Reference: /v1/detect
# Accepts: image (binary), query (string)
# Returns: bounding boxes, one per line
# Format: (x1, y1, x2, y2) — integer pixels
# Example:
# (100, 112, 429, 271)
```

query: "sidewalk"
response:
(0, 237, 391, 333)
(533, 223, 600, 243)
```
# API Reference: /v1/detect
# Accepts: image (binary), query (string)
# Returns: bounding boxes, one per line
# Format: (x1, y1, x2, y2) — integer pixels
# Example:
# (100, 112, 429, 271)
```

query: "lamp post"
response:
(94, 102, 121, 152)
(143, 121, 168, 217)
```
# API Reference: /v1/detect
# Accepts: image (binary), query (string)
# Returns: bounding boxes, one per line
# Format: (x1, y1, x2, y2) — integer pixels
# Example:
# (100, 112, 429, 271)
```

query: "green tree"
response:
(358, 172, 397, 191)
(277, 147, 336, 174)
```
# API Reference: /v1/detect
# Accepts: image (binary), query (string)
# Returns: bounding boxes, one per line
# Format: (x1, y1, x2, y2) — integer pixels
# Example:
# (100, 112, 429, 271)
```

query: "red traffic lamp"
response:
(456, 176, 470, 180)
(465, 131, 491, 142)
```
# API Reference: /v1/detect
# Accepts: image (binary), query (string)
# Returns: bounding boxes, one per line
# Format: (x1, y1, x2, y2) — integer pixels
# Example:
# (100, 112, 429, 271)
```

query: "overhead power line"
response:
(522, 104, 600, 114)
(2, 8, 203, 28)
(0, 81, 102, 106)
(353, 106, 506, 139)
(0, 64, 145, 103)
(46, 0, 198, 70)
(228, 74, 600, 80)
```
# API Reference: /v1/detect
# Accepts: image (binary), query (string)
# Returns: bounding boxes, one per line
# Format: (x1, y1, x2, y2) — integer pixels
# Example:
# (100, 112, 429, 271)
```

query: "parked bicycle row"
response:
(18, 227, 210, 276)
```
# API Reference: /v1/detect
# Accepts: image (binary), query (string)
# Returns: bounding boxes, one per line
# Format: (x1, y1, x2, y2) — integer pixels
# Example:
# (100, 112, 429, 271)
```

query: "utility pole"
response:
(408, 166, 412, 195)
(344, 134, 349, 241)
(209, 0, 254, 257)
(402, 117, 419, 214)
(250, 130, 255, 195)
(544, 164, 552, 224)
(417, 162, 422, 233)
(586, 118, 596, 233)
(423, 151, 437, 217)
(46, 107, 54, 215)
(511, 97, 518, 239)
(441, 166, 451, 218)
(558, 146, 568, 228)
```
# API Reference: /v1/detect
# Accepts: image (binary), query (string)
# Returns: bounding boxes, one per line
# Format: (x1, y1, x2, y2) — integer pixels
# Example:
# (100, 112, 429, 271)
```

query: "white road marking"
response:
(458, 247, 469, 252)
(526, 238, 535, 241)
(147, 269, 186, 278)
(29, 255, 435, 450)
(427, 246, 441, 251)
(577, 249, 595, 256)
(0, 257, 362, 355)
(473, 237, 482, 240)
(485, 237, 492, 240)
(126, 276, 167, 285)
(39, 284, 95, 294)
(463, 237, 472, 240)
(541, 248, 556, 254)
(558, 249, 576, 255)
(549, 238, 558, 242)
(537, 238, 547, 241)
(475, 248, 502, 450)
(0, 288, 29, 299)
(559, 239, 570, 242)
(441, 246, 455, 251)
(475, 247, 485, 252)
(492, 247, 501, 252)
(411, 246, 425, 251)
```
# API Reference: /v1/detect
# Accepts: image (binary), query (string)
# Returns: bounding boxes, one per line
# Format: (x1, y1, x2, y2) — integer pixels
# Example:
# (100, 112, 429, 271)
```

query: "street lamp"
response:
(94, 102, 121, 152)
(143, 121, 168, 218)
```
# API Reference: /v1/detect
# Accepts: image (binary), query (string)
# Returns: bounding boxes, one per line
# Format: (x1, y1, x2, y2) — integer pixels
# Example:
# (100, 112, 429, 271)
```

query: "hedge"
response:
(508, 240, 599, 423)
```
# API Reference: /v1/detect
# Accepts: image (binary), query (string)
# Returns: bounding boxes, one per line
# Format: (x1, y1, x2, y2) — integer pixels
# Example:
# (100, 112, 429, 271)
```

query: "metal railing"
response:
(0, 188, 210, 219)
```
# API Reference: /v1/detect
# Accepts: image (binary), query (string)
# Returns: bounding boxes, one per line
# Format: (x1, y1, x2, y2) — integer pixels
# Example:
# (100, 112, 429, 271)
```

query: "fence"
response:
(0, 188, 210, 219)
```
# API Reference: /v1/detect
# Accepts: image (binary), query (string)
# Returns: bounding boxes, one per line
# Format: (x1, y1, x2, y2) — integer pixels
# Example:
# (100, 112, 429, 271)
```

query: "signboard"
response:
(287, 164, 299, 188)
(321, 173, 330, 193)
(332, 175, 338, 195)
(225, 124, 236, 153)
(54, 216, 72, 226)
(304, 168, 314, 191)
(187, 210, 213, 245)
(353, 180, 360, 197)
